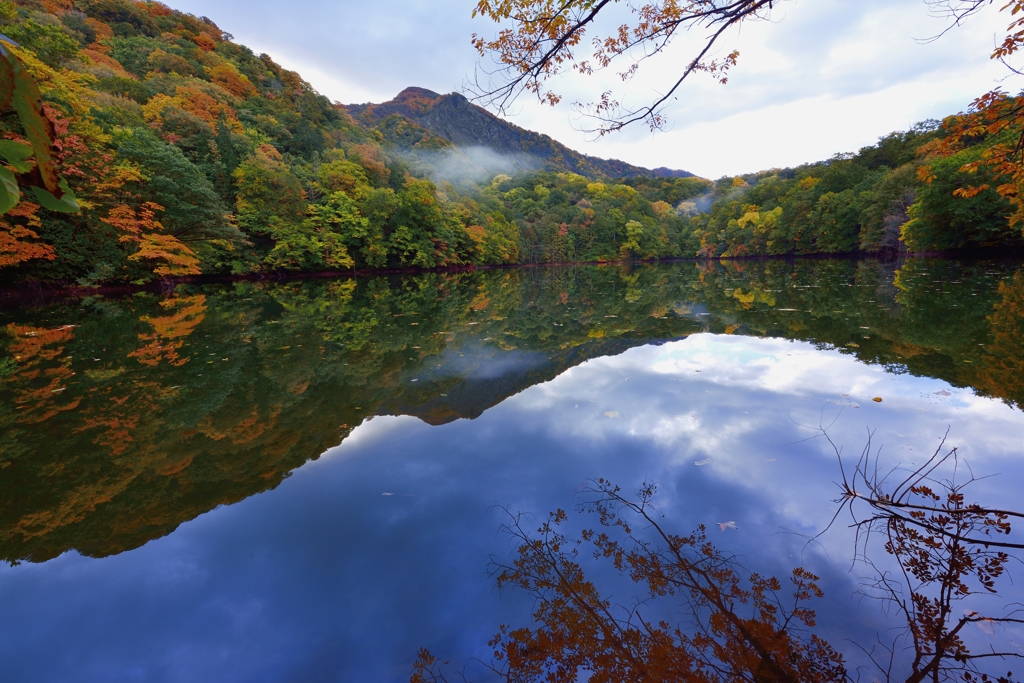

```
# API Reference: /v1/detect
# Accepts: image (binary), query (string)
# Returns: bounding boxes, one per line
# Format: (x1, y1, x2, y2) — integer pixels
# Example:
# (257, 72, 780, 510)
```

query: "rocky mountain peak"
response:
(344, 88, 693, 179)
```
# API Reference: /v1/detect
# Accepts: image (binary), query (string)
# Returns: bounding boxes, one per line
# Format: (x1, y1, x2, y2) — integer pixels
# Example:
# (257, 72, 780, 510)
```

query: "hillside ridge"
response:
(345, 87, 694, 179)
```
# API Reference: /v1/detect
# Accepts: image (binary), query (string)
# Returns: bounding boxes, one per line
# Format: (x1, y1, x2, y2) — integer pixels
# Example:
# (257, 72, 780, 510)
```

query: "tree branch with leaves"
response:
(470, 0, 779, 134)
(824, 429, 1024, 683)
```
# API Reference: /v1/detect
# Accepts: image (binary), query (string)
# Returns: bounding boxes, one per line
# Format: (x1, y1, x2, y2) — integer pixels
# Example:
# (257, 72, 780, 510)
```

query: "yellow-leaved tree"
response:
(0, 33, 79, 268)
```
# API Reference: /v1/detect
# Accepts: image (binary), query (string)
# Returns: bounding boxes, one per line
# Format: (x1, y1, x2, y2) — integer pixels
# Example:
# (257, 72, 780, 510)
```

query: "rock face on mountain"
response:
(345, 87, 693, 179)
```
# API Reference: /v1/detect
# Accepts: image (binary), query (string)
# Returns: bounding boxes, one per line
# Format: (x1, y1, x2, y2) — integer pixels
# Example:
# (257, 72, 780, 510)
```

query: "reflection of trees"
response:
(976, 273, 1024, 410)
(446, 482, 843, 683)
(414, 460, 1023, 683)
(128, 295, 207, 367)
(2, 260, 1024, 564)
(832, 434, 1024, 683)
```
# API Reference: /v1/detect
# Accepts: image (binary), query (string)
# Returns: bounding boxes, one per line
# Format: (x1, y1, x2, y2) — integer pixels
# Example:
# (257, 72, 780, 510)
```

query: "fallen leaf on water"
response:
(718, 521, 738, 531)
(695, 459, 711, 466)
(604, 411, 620, 418)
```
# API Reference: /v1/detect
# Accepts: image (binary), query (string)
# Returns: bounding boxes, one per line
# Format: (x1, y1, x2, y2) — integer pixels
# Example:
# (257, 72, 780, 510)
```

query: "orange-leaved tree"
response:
(918, 1, 1024, 236)
(100, 202, 201, 277)
(470, 0, 775, 134)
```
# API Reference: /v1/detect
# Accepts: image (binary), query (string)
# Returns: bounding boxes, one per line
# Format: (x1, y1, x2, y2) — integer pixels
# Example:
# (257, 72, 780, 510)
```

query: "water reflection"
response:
(1, 259, 1024, 681)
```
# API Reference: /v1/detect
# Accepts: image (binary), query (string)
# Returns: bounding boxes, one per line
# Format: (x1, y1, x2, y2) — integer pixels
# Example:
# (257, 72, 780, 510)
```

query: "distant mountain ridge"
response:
(344, 87, 694, 179)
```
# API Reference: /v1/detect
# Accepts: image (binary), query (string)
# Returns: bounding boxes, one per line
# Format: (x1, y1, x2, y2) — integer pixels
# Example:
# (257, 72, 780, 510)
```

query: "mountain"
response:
(345, 87, 694, 179)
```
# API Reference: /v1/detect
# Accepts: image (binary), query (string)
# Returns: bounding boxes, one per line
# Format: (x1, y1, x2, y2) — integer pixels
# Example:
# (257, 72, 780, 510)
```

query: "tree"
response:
(114, 127, 234, 242)
(618, 219, 644, 258)
(414, 479, 847, 683)
(470, 0, 1024, 137)
(828, 431, 1024, 683)
(916, 1, 1024, 237)
(470, 0, 777, 134)
(101, 201, 202, 277)
(903, 146, 1014, 251)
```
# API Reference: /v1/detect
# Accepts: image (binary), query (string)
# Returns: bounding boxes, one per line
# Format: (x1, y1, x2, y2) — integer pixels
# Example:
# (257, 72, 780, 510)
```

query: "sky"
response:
(160, 0, 1012, 177)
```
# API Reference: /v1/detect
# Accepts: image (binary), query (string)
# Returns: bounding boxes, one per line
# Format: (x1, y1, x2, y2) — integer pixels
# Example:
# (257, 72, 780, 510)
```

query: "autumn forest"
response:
(0, 0, 1020, 289)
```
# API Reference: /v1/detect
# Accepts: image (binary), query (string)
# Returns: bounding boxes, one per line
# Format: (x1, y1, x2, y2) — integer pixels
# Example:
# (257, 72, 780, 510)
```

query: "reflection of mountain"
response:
(380, 338, 667, 425)
(1, 259, 1021, 564)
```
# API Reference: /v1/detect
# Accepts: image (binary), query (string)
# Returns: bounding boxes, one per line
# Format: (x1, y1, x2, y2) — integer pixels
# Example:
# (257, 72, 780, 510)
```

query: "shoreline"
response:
(1, 248, 1017, 310)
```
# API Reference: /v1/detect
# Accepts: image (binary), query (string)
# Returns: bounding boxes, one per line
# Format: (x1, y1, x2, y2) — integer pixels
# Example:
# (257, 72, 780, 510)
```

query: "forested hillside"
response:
(0, 0, 709, 286)
(0, 0, 1020, 288)
(682, 119, 1024, 258)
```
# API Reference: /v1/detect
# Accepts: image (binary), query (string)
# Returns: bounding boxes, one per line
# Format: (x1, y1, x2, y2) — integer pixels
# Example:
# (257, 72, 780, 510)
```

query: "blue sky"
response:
(170, 0, 1010, 177)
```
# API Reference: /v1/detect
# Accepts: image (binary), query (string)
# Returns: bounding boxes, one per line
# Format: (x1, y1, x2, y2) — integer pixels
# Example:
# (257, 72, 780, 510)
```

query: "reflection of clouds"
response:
(509, 333, 1024, 551)
(5, 333, 1024, 682)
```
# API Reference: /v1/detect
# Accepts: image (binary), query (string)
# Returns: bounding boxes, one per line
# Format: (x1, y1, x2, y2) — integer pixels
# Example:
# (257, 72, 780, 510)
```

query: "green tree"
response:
(4, 20, 80, 69)
(114, 127, 233, 242)
(234, 144, 307, 236)
(902, 147, 1016, 251)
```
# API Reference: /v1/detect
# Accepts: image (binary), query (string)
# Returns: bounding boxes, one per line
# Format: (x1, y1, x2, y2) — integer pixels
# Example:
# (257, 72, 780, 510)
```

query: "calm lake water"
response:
(2, 258, 1024, 682)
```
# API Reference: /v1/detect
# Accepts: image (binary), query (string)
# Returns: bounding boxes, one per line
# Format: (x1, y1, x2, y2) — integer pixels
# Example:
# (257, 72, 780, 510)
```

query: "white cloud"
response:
(503, 333, 1024, 533)
(169, 0, 1014, 176)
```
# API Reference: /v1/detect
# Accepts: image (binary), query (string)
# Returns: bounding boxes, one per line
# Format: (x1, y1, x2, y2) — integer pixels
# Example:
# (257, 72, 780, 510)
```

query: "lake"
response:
(2, 258, 1023, 682)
